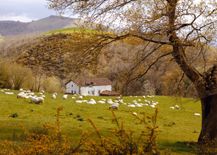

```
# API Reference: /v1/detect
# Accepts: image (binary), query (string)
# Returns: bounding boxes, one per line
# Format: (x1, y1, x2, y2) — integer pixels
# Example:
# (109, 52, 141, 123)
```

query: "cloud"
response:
(0, 0, 56, 21)
(0, 14, 36, 22)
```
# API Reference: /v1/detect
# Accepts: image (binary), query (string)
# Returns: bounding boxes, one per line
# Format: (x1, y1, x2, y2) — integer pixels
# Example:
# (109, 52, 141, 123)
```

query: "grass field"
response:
(0, 89, 201, 154)
(47, 27, 109, 35)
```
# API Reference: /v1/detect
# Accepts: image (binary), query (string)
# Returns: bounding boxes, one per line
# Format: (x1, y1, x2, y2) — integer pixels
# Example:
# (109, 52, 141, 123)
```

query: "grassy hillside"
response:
(0, 89, 201, 154)
(47, 27, 107, 35)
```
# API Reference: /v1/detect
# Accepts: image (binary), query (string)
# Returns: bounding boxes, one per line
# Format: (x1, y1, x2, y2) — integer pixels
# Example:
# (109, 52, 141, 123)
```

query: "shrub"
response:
(0, 60, 33, 90)
(42, 76, 62, 93)
(0, 107, 160, 154)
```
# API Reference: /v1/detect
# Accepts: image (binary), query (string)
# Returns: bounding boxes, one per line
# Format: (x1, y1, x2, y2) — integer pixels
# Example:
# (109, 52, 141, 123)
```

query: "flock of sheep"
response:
(0, 88, 201, 116)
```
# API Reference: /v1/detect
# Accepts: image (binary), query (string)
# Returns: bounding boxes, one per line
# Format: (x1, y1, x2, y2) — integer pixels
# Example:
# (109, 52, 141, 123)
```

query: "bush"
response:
(42, 76, 62, 93)
(0, 60, 33, 90)
(0, 107, 160, 154)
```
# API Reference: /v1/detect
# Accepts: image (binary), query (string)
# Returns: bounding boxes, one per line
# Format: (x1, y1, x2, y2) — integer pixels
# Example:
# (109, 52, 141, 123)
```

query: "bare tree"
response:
(48, 0, 217, 144)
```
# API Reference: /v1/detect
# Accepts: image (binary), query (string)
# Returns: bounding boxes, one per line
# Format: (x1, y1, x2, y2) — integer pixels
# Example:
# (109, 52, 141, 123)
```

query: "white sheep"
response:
(78, 95, 83, 99)
(98, 100, 106, 104)
(150, 104, 156, 108)
(17, 92, 27, 99)
(5, 92, 14, 95)
(107, 99, 113, 104)
(52, 93, 57, 99)
(132, 112, 138, 116)
(63, 94, 68, 100)
(76, 100, 83, 103)
(109, 103, 119, 110)
(128, 104, 136, 108)
(194, 113, 200, 116)
(30, 96, 44, 104)
(87, 99, 96, 104)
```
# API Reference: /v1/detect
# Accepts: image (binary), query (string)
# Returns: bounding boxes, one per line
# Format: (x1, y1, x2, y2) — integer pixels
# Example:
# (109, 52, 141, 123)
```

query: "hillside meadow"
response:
(0, 89, 201, 154)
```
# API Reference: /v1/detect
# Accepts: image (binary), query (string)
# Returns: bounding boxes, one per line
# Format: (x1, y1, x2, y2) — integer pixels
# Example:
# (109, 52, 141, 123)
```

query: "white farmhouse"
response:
(65, 77, 112, 96)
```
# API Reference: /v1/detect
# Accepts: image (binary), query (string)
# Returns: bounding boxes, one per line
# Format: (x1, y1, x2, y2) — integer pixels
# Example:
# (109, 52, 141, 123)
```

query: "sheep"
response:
(5, 92, 14, 95)
(109, 103, 119, 110)
(63, 94, 68, 100)
(150, 104, 155, 108)
(52, 93, 57, 99)
(87, 99, 96, 104)
(194, 113, 200, 116)
(76, 100, 83, 103)
(132, 112, 138, 116)
(170, 106, 175, 110)
(107, 99, 113, 104)
(78, 95, 83, 99)
(174, 105, 180, 109)
(135, 103, 143, 107)
(17, 92, 27, 99)
(98, 100, 106, 104)
(128, 104, 136, 108)
(30, 96, 44, 104)
(170, 105, 180, 110)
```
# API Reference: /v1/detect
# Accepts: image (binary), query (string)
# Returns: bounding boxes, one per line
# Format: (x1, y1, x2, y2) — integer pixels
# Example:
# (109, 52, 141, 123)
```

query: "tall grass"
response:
(0, 107, 160, 154)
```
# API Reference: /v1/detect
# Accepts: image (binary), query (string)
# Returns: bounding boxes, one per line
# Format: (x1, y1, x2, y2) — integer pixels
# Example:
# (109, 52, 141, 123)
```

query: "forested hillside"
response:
(0, 28, 217, 96)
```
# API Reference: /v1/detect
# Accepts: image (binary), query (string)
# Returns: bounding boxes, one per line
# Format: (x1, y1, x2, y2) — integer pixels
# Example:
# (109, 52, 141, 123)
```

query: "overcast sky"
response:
(0, 0, 58, 22)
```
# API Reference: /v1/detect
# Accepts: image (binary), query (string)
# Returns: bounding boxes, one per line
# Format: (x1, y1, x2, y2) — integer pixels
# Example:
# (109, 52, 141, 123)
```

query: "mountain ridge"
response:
(0, 15, 78, 36)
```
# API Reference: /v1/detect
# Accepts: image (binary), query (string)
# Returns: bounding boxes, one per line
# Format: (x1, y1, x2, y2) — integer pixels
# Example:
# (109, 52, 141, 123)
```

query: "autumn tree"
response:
(48, 0, 217, 144)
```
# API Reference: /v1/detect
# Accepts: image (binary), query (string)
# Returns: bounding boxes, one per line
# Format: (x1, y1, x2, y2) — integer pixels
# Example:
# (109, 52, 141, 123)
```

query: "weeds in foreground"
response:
(0, 107, 159, 154)
(83, 109, 159, 154)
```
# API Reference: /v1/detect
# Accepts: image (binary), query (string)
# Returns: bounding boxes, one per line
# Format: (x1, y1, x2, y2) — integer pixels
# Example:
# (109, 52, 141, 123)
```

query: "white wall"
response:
(65, 81, 80, 94)
(80, 85, 112, 96)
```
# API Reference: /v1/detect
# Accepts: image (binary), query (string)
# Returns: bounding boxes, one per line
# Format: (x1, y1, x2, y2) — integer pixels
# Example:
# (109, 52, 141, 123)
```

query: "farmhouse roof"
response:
(66, 77, 112, 86)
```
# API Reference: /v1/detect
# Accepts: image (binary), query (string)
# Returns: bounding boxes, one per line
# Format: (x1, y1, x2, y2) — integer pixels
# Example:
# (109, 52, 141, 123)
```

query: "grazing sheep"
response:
(128, 104, 136, 108)
(17, 92, 27, 99)
(87, 99, 96, 104)
(98, 100, 106, 104)
(170, 106, 175, 110)
(76, 100, 83, 103)
(109, 103, 119, 110)
(107, 99, 113, 104)
(52, 93, 57, 99)
(135, 103, 143, 107)
(63, 94, 68, 100)
(78, 95, 83, 99)
(174, 105, 180, 109)
(30, 96, 44, 104)
(5, 92, 14, 95)
(194, 113, 200, 116)
(150, 104, 155, 108)
(132, 112, 138, 116)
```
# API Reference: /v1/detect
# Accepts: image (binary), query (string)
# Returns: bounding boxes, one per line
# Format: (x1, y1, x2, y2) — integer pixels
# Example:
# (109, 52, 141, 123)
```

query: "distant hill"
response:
(0, 15, 78, 36)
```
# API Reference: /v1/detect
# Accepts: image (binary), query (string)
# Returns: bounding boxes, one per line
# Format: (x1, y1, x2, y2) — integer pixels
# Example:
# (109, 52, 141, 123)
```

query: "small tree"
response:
(43, 76, 62, 93)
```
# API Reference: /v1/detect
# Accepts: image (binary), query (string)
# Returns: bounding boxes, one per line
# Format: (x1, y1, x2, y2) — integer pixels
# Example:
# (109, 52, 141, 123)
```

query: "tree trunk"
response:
(198, 95, 217, 144)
